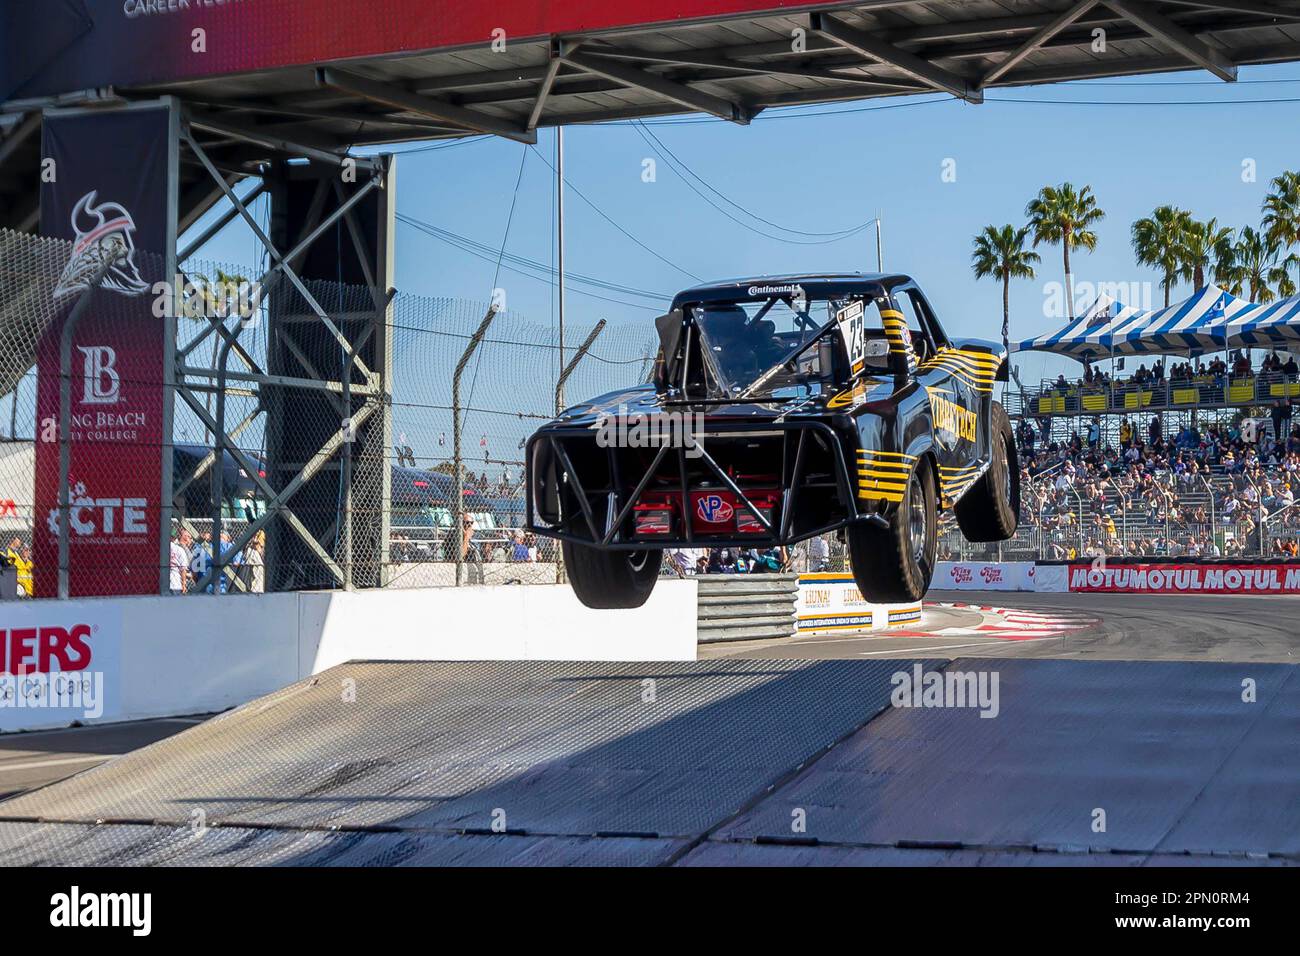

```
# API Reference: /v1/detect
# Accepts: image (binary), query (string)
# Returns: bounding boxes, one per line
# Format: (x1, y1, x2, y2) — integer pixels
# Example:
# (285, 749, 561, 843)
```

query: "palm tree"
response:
(1262, 170, 1300, 251)
(1026, 183, 1105, 321)
(1132, 205, 1192, 307)
(1213, 233, 1243, 295)
(971, 224, 1040, 352)
(1227, 226, 1291, 303)
(1178, 217, 1232, 290)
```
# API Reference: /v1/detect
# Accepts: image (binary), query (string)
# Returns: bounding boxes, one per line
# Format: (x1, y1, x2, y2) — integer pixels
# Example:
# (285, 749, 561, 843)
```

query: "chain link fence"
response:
(0, 227, 658, 600)
(14, 221, 1291, 601)
(942, 466, 1300, 562)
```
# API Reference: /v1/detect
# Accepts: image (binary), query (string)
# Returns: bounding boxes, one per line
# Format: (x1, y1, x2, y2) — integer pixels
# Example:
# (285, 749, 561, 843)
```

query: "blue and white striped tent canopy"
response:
(1013, 294, 1149, 359)
(1224, 294, 1300, 346)
(1107, 285, 1250, 356)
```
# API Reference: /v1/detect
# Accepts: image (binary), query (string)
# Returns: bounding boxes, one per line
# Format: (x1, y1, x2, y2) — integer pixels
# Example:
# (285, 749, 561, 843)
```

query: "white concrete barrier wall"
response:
(1, 580, 697, 733)
(299, 580, 697, 673)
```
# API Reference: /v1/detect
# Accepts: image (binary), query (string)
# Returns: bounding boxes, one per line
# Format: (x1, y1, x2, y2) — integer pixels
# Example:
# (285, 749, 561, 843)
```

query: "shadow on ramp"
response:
(0, 658, 1296, 866)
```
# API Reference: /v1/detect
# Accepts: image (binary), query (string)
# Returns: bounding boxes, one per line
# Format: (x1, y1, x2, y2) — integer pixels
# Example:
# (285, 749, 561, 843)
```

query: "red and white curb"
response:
(895, 602, 1100, 641)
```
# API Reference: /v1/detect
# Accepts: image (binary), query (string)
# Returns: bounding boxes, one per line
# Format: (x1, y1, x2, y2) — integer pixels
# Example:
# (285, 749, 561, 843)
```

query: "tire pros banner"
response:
(1066, 562, 1300, 595)
(34, 104, 174, 597)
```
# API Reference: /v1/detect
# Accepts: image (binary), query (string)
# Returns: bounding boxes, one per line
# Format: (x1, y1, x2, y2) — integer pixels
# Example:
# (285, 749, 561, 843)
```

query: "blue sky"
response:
(194, 63, 1300, 393)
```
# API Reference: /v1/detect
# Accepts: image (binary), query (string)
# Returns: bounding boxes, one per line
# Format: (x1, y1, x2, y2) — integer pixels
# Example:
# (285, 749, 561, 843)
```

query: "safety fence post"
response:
(551, 319, 606, 583)
(452, 303, 500, 586)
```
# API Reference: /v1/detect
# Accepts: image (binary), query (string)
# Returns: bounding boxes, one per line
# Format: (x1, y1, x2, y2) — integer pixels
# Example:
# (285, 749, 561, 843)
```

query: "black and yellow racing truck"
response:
(526, 274, 1019, 609)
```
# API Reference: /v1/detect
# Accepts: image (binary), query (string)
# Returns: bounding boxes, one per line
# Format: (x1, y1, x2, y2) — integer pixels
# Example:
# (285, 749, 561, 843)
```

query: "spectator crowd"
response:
(1014, 406, 1300, 560)
(168, 527, 266, 595)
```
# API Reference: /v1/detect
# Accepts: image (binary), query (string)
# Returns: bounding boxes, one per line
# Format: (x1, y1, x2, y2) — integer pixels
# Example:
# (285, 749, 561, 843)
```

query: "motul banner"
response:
(1067, 563, 1300, 595)
(35, 104, 174, 597)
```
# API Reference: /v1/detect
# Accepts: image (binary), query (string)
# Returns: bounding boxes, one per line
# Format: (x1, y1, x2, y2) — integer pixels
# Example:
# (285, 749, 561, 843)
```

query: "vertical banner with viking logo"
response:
(34, 104, 174, 597)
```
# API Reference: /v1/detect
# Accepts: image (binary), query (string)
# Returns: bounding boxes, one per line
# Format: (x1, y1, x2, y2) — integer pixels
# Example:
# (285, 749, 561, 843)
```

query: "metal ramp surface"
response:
(0, 659, 1296, 866)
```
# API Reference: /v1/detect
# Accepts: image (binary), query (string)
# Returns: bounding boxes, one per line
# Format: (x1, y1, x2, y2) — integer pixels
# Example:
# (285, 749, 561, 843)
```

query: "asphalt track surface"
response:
(703, 590, 1300, 664)
(2, 592, 1297, 865)
(4, 589, 1297, 800)
(0, 717, 207, 799)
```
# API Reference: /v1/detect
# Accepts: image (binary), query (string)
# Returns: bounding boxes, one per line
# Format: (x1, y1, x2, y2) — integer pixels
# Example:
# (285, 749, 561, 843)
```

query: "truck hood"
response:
(551, 379, 897, 428)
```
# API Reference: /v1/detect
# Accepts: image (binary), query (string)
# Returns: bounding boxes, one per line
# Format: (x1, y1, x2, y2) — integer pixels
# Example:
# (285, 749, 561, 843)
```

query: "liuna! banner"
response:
(34, 104, 173, 597)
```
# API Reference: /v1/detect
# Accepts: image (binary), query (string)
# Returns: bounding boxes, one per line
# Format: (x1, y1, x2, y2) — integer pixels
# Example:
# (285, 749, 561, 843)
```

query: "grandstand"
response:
(985, 285, 1300, 562)
(977, 353, 1300, 561)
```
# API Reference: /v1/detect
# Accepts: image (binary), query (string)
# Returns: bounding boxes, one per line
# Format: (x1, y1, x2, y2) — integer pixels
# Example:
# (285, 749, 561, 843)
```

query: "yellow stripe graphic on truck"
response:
(879, 309, 911, 355)
(857, 449, 913, 502)
(937, 463, 987, 506)
(879, 308, 919, 376)
(918, 347, 999, 393)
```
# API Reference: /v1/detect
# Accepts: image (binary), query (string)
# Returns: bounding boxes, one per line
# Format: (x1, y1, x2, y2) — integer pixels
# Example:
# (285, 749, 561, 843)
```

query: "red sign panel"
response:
(10, 1, 827, 99)
(34, 106, 171, 597)
(1068, 563, 1300, 595)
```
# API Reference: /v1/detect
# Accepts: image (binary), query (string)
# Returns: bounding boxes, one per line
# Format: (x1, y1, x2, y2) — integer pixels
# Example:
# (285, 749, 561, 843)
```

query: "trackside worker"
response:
(5, 537, 32, 597)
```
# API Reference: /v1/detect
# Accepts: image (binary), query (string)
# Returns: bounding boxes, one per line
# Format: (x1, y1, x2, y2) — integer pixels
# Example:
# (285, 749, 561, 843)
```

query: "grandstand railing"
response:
(1008, 372, 1300, 418)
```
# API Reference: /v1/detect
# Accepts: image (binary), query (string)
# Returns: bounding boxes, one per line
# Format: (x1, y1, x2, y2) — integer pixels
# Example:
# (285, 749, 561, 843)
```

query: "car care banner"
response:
(34, 104, 173, 597)
(935, 561, 1036, 592)
(1067, 563, 1300, 595)
(0, 601, 122, 732)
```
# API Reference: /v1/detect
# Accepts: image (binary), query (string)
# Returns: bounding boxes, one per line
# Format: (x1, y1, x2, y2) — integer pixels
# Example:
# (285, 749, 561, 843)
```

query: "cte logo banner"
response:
(34, 106, 172, 597)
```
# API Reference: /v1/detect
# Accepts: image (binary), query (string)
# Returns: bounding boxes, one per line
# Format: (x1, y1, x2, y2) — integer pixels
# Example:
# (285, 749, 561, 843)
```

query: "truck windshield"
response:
(691, 294, 886, 398)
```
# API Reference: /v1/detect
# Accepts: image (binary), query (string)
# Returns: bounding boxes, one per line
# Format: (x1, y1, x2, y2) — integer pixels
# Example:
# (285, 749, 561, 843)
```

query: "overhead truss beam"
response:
(810, 12, 983, 104)
(559, 45, 755, 123)
(582, 42, 926, 92)
(317, 67, 536, 143)
(527, 42, 565, 132)
(1158, 0, 1300, 19)
(1104, 0, 1238, 81)
(980, 0, 1101, 88)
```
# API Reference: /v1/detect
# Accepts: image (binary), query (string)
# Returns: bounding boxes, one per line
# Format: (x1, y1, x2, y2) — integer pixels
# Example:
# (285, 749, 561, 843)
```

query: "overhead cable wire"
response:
(397, 215, 665, 311)
(526, 143, 702, 281)
(632, 120, 875, 239)
(629, 121, 876, 245)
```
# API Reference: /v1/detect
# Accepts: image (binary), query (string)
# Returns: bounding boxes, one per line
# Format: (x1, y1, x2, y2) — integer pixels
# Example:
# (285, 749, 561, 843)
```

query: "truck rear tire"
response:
(562, 542, 662, 609)
(847, 458, 936, 602)
(954, 401, 1019, 542)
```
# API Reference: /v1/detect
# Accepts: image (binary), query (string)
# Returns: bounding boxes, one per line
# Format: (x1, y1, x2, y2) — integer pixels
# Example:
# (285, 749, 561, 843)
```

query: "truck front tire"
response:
(562, 542, 662, 609)
(847, 458, 937, 603)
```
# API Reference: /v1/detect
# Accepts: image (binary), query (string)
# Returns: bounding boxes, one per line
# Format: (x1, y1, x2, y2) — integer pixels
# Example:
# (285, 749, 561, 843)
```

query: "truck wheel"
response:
(847, 458, 936, 602)
(954, 401, 1019, 542)
(562, 542, 662, 609)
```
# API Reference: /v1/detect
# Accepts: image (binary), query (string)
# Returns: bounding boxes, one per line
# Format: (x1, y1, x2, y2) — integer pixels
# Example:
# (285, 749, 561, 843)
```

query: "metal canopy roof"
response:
(107, 0, 1300, 154)
(4, 1, 1300, 232)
